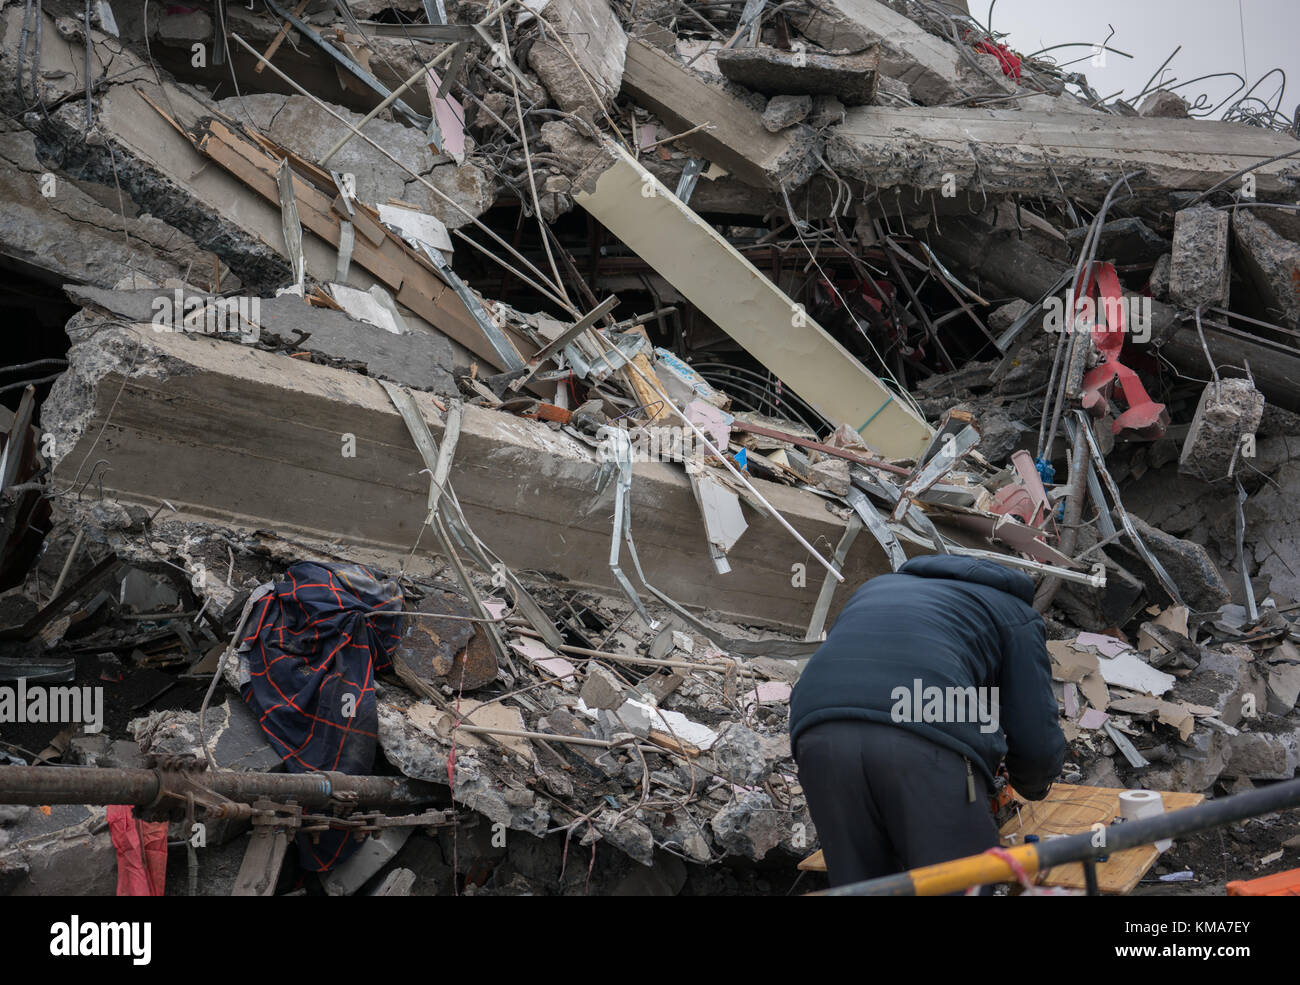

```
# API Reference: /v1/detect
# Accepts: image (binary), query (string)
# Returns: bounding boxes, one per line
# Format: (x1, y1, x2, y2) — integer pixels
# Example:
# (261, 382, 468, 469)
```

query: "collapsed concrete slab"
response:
(789, 0, 1013, 105)
(562, 132, 933, 458)
(41, 323, 901, 632)
(619, 39, 820, 190)
(829, 106, 1300, 201)
(214, 93, 492, 231)
(0, 5, 509, 370)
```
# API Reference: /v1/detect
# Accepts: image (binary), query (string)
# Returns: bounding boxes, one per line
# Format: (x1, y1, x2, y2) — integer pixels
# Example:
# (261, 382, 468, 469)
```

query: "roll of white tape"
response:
(1119, 789, 1170, 852)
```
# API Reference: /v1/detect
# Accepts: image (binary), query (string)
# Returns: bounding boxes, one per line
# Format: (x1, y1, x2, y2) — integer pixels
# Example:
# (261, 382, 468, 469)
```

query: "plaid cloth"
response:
(239, 562, 403, 871)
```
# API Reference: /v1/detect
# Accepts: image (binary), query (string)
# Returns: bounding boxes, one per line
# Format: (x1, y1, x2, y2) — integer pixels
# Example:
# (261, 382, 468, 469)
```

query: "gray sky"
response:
(991, 0, 1298, 122)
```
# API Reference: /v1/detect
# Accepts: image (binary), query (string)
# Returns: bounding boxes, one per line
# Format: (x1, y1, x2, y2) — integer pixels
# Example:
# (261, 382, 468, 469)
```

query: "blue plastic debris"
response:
(1034, 456, 1055, 484)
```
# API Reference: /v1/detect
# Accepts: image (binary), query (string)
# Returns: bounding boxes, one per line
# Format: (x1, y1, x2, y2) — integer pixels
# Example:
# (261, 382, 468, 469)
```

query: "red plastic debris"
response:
(106, 804, 168, 896)
(1075, 262, 1170, 439)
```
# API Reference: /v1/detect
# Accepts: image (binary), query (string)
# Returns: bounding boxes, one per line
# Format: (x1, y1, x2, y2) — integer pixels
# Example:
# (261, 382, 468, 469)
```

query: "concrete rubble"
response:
(0, 0, 1298, 899)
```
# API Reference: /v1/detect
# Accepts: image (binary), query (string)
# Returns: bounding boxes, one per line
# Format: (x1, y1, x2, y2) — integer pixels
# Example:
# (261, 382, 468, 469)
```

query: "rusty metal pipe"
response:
(0, 766, 440, 809)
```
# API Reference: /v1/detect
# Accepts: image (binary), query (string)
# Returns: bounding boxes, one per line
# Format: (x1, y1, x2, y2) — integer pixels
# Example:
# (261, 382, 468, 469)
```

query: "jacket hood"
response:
(899, 555, 1035, 605)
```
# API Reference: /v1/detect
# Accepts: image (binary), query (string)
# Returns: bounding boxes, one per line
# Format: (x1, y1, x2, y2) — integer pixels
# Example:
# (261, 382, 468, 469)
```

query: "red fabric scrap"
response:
(106, 804, 168, 896)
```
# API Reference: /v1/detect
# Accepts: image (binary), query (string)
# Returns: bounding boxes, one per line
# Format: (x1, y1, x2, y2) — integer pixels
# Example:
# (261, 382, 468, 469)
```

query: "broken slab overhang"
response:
(0, 125, 232, 290)
(62, 285, 460, 395)
(828, 106, 1300, 201)
(619, 39, 819, 190)
(42, 323, 910, 632)
(569, 139, 933, 459)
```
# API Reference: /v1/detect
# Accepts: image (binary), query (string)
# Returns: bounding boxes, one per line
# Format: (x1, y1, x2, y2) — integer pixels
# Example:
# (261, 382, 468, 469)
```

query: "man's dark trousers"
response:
(796, 719, 1002, 889)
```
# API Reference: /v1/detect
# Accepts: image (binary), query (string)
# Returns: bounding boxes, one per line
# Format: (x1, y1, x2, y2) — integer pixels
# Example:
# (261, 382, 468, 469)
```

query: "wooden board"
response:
(999, 785, 1204, 895)
(798, 849, 826, 873)
(797, 785, 1204, 894)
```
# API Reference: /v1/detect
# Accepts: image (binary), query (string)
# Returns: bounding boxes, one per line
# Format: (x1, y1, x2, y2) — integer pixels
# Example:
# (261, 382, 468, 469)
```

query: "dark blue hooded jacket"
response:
(789, 555, 1064, 799)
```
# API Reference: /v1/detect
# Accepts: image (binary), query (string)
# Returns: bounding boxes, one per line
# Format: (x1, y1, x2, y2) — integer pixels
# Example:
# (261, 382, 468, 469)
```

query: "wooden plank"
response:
(254, 0, 313, 75)
(622, 326, 670, 422)
(798, 849, 826, 872)
(1000, 785, 1204, 894)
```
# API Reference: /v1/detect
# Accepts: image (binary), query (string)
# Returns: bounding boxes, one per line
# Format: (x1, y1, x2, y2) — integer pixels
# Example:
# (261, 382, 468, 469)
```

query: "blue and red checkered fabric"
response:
(239, 562, 403, 871)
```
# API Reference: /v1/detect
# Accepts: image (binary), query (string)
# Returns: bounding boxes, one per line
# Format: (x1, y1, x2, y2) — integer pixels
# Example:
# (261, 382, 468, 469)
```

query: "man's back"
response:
(790, 555, 1064, 799)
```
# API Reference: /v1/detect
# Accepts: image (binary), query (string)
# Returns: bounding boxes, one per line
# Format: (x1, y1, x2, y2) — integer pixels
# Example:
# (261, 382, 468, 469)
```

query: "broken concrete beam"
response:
(564, 134, 932, 458)
(528, 0, 628, 123)
(788, 0, 1012, 105)
(828, 106, 1300, 202)
(1232, 209, 1300, 330)
(1178, 379, 1265, 482)
(1169, 205, 1231, 309)
(42, 324, 903, 631)
(619, 39, 819, 190)
(714, 46, 879, 105)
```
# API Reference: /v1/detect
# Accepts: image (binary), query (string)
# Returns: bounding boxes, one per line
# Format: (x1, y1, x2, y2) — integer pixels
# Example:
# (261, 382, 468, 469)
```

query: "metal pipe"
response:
(823, 775, 1300, 896)
(0, 766, 440, 809)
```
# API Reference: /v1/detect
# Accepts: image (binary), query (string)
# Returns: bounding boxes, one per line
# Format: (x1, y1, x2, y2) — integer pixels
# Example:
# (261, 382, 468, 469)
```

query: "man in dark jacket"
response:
(789, 555, 1064, 888)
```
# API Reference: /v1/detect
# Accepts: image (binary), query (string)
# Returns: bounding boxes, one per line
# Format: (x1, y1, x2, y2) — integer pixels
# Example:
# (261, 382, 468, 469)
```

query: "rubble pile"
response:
(1, 0, 1299, 896)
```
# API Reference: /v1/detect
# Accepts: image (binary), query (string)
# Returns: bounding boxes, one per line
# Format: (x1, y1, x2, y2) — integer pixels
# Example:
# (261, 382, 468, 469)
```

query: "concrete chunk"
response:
(619, 39, 820, 190)
(580, 665, 627, 711)
(1232, 210, 1300, 330)
(762, 95, 813, 132)
(1170, 205, 1231, 309)
(715, 46, 879, 105)
(528, 0, 627, 122)
(1178, 378, 1265, 481)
